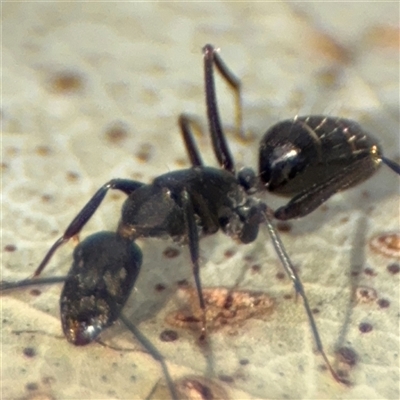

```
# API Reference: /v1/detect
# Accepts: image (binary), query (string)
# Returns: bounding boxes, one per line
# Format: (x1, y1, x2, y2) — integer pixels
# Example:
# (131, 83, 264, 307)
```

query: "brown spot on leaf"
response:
(4, 244, 17, 252)
(387, 263, 400, 275)
(175, 375, 230, 400)
(369, 232, 400, 258)
(135, 143, 153, 163)
(355, 286, 377, 303)
(163, 246, 180, 258)
(159, 329, 179, 342)
(377, 298, 390, 309)
(359, 322, 373, 333)
(166, 286, 274, 332)
(365, 25, 400, 49)
(35, 146, 52, 156)
(105, 121, 129, 144)
(49, 71, 85, 94)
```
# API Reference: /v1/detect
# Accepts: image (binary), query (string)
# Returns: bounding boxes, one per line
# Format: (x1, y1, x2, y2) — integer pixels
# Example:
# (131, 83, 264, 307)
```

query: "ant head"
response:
(258, 118, 315, 195)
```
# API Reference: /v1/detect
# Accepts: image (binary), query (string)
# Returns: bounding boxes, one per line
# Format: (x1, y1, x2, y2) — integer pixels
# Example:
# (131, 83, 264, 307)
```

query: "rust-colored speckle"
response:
(109, 192, 122, 201)
(23, 347, 36, 358)
(377, 298, 390, 309)
(387, 263, 400, 275)
(283, 293, 293, 300)
(369, 232, 400, 258)
(135, 143, 153, 163)
(35, 146, 52, 156)
(340, 216, 349, 224)
(1, 162, 9, 170)
(177, 279, 189, 287)
(174, 158, 189, 168)
(320, 205, 329, 212)
(315, 67, 342, 89)
(154, 283, 166, 292)
(276, 221, 292, 233)
(224, 248, 236, 258)
(42, 376, 56, 385)
(359, 322, 373, 333)
(276, 271, 285, 280)
(104, 121, 129, 144)
(365, 25, 400, 49)
(30, 289, 42, 297)
(310, 30, 350, 64)
(163, 246, 180, 259)
(174, 375, 230, 400)
(25, 382, 39, 391)
(166, 286, 274, 332)
(218, 374, 234, 383)
(335, 346, 358, 367)
(41, 194, 53, 203)
(312, 308, 320, 315)
(243, 254, 254, 263)
(363, 191, 373, 201)
(159, 329, 179, 342)
(355, 286, 377, 303)
(250, 264, 261, 274)
(130, 172, 144, 181)
(364, 267, 377, 277)
(48, 70, 85, 94)
(66, 171, 80, 182)
(4, 244, 17, 252)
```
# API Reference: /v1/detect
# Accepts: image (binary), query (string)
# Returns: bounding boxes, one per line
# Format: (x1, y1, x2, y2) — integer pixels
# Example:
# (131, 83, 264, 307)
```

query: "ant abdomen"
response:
(259, 116, 382, 197)
(60, 232, 142, 345)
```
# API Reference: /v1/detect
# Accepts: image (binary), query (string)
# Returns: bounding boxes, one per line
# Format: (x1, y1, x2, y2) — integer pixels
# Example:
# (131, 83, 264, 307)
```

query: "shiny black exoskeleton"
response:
(259, 115, 399, 220)
(1, 44, 399, 389)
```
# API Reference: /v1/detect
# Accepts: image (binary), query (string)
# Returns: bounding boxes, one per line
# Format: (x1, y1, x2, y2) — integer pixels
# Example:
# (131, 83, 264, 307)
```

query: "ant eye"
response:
(238, 167, 257, 192)
(260, 142, 305, 191)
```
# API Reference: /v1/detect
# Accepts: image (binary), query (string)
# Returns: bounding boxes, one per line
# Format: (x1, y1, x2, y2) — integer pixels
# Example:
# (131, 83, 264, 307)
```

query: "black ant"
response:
(2, 44, 399, 394)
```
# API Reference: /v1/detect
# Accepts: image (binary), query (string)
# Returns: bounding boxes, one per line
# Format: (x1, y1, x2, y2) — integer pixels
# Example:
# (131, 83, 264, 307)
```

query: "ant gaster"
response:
(2, 44, 399, 388)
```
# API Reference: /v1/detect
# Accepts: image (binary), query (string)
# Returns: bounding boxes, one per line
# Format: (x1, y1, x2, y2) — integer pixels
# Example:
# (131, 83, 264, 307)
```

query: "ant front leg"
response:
(33, 178, 144, 277)
(203, 44, 237, 174)
(203, 44, 244, 140)
(262, 207, 350, 385)
(274, 156, 379, 220)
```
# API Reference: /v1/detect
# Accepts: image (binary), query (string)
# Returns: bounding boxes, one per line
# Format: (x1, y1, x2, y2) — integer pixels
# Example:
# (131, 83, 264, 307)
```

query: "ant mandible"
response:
(2, 44, 399, 389)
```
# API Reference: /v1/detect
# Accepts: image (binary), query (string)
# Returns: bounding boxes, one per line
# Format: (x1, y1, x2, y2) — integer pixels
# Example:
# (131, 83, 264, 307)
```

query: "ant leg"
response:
(263, 207, 350, 385)
(0, 278, 177, 399)
(1, 276, 67, 291)
(120, 314, 178, 400)
(180, 189, 207, 339)
(33, 179, 144, 277)
(381, 156, 400, 174)
(203, 44, 244, 140)
(203, 44, 236, 174)
(274, 156, 378, 220)
(178, 114, 204, 167)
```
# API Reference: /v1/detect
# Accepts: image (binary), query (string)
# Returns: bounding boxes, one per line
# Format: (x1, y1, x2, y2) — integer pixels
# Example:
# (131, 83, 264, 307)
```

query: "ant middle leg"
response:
(178, 114, 204, 167)
(179, 189, 207, 340)
(33, 178, 144, 277)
